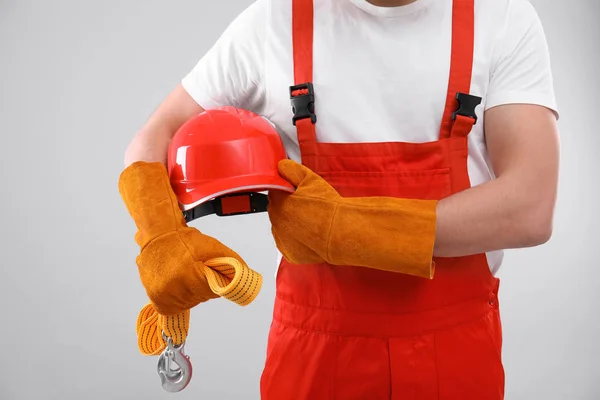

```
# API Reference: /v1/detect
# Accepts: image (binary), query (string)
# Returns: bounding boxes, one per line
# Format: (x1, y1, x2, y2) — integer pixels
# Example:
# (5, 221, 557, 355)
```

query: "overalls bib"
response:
(260, 0, 505, 398)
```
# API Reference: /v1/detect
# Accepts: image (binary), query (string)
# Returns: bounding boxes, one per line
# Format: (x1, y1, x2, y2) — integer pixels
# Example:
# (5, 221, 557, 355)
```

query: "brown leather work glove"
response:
(267, 160, 438, 279)
(118, 161, 247, 315)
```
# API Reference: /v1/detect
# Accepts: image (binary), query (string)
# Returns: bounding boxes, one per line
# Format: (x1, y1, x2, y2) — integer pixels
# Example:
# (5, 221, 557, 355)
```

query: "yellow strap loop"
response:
(135, 256, 263, 356)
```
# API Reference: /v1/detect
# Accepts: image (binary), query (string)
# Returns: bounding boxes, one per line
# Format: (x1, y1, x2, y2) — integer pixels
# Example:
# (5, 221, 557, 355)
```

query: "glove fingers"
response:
(277, 159, 341, 199)
(277, 159, 309, 187)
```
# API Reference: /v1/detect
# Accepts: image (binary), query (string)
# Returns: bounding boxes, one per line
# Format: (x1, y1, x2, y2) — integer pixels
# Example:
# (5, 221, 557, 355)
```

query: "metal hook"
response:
(157, 332, 193, 392)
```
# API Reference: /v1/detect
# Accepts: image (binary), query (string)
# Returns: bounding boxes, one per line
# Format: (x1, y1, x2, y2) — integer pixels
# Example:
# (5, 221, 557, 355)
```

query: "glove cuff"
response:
(327, 197, 437, 279)
(118, 161, 187, 247)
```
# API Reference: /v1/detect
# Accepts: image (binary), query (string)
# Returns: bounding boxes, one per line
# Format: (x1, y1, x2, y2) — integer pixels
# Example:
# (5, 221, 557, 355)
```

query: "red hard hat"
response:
(167, 106, 295, 221)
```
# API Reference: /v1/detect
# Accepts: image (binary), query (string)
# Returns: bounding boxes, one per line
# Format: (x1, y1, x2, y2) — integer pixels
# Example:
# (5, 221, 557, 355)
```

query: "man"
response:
(120, 0, 559, 398)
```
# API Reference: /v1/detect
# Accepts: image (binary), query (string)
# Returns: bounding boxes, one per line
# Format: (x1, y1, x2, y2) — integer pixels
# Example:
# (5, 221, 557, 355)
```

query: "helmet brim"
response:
(174, 175, 295, 211)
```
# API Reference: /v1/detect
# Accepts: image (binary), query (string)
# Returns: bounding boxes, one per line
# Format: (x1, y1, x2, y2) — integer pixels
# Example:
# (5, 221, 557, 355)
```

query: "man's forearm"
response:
(124, 127, 173, 167)
(124, 84, 205, 167)
(432, 176, 555, 258)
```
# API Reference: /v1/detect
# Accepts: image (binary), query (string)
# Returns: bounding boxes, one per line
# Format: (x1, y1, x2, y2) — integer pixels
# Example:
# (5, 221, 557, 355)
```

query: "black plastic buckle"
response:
(183, 207, 202, 223)
(290, 82, 317, 126)
(452, 92, 482, 125)
(183, 192, 269, 223)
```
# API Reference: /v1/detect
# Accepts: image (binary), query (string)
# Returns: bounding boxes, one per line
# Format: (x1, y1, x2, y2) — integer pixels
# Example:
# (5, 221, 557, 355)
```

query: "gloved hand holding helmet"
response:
(268, 159, 438, 279)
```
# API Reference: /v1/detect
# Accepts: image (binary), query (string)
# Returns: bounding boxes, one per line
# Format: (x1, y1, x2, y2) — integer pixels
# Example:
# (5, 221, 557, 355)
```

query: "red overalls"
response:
(260, 0, 505, 398)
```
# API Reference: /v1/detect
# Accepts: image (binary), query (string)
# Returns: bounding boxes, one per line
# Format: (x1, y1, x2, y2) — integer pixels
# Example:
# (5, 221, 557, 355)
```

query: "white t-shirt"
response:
(181, 0, 559, 276)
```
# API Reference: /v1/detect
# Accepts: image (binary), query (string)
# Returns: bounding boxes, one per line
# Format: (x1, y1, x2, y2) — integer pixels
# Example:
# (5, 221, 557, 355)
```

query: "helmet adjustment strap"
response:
(183, 192, 269, 222)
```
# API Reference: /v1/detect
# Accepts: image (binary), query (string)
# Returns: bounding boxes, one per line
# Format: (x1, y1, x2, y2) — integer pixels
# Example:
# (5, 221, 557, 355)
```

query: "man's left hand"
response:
(267, 160, 438, 279)
(267, 159, 341, 265)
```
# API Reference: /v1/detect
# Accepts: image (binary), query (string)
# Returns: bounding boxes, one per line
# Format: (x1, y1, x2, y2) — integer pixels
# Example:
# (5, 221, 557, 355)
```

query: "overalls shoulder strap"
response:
(289, 0, 483, 150)
(290, 0, 317, 150)
(438, 0, 481, 140)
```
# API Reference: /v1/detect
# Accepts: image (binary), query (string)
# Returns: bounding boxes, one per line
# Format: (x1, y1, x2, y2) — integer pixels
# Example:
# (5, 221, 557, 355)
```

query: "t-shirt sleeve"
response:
(485, 0, 559, 119)
(181, 0, 267, 112)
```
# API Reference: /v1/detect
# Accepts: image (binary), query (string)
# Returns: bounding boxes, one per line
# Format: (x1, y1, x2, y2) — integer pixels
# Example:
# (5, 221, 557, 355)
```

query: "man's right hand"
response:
(119, 161, 245, 316)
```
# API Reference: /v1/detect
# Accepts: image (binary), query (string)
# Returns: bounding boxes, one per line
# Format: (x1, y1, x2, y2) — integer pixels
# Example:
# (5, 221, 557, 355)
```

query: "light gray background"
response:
(0, 0, 598, 399)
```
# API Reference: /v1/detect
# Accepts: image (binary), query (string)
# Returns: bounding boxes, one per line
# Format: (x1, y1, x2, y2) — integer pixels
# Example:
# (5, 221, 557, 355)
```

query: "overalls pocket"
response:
(320, 168, 452, 200)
